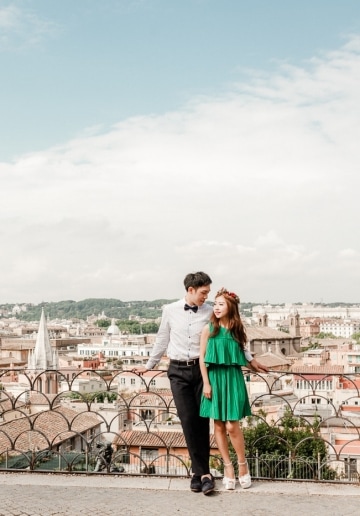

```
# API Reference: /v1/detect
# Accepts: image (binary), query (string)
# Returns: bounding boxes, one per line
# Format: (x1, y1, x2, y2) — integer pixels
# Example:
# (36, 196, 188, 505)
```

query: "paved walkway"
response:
(0, 473, 359, 516)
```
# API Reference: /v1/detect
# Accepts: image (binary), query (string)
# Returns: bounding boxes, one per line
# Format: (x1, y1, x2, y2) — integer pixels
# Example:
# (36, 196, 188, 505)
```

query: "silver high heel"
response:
(222, 462, 236, 490)
(238, 461, 251, 489)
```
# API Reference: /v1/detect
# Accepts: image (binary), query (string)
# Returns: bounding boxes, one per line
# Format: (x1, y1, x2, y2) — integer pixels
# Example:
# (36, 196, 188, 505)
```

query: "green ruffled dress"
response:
(200, 325, 252, 421)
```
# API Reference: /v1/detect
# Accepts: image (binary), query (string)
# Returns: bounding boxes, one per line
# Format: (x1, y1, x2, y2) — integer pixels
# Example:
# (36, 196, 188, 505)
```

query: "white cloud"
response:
(339, 248, 359, 258)
(1, 36, 360, 303)
(0, 4, 57, 51)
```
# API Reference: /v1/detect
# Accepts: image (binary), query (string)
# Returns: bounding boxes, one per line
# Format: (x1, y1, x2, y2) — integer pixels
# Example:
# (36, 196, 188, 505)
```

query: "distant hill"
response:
(2, 298, 262, 322)
(3, 298, 177, 322)
(3, 299, 356, 323)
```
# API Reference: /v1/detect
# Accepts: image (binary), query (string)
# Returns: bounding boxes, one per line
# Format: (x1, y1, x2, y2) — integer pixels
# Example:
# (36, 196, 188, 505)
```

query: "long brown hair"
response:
(210, 288, 247, 349)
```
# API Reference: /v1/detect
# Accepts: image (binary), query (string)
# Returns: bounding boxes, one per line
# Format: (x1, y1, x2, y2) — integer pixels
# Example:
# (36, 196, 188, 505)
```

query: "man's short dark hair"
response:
(184, 271, 212, 291)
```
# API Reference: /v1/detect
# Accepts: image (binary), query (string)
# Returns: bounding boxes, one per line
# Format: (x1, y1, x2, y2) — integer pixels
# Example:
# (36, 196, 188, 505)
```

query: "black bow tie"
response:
(184, 303, 198, 313)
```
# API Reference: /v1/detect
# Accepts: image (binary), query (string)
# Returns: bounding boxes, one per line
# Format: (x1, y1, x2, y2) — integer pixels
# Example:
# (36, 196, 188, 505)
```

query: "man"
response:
(137, 271, 268, 495)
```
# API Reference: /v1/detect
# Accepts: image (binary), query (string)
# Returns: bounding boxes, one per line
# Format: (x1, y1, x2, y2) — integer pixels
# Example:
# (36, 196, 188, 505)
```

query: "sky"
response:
(1, 0, 360, 305)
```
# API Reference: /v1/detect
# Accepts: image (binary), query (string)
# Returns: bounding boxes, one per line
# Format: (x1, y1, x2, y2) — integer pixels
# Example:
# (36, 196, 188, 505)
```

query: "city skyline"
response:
(1, 1, 360, 304)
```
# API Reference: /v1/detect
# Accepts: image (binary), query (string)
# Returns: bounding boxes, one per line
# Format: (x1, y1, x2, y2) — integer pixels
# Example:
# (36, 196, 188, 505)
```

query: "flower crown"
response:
(216, 288, 240, 304)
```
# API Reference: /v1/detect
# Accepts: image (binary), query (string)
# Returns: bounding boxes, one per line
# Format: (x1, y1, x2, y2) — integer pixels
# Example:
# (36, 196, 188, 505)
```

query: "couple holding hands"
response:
(135, 271, 268, 495)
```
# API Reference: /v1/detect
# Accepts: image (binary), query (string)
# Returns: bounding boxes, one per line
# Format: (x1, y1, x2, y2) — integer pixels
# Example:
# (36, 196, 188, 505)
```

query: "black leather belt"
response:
(170, 358, 200, 367)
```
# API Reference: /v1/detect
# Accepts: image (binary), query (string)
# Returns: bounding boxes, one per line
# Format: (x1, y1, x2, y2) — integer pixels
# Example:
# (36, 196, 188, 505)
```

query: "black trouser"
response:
(167, 361, 210, 477)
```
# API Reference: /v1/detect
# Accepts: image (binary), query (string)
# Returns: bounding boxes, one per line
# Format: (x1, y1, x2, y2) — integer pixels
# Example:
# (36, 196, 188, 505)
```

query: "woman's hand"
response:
(203, 382, 212, 399)
(248, 358, 269, 373)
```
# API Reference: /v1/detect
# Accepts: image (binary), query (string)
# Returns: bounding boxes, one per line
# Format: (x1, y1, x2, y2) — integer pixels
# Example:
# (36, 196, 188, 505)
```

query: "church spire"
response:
(29, 308, 56, 370)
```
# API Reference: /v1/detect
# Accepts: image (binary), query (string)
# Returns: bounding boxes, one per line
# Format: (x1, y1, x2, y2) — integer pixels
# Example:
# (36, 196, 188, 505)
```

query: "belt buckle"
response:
(186, 359, 194, 366)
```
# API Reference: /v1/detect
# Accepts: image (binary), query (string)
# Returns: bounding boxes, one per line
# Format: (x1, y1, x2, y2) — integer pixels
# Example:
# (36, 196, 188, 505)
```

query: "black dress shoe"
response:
(201, 475, 215, 495)
(190, 475, 202, 492)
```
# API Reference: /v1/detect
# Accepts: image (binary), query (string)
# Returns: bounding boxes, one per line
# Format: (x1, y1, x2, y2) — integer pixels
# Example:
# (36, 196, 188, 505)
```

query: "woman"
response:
(199, 288, 252, 490)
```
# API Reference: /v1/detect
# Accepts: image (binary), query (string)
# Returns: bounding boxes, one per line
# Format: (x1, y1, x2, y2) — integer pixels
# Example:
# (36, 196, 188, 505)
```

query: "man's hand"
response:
(131, 366, 148, 375)
(248, 358, 269, 373)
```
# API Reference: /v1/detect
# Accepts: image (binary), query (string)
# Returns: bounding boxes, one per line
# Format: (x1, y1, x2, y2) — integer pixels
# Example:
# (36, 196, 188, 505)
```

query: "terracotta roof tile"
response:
(291, 364, 343, 374)
(0, 406, 101, 452)
(113, 430, 218, 449)
(246, 326, 295, 340)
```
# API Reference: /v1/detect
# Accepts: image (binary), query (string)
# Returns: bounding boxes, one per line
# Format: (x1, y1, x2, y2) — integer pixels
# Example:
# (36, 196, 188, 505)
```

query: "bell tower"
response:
(258, 307, 268, 327)
(289, 307, 300, 337)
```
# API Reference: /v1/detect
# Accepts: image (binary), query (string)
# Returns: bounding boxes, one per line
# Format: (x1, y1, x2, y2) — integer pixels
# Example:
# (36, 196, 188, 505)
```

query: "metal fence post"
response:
(288, 450, 292, 479)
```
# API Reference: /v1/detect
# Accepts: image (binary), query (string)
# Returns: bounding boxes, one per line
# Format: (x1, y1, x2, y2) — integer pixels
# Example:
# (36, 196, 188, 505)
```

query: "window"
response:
(119, 449, 130, 464)
(344, 458, 357, 478)
(140, 448, 158, 461)
(141, 410, 154, 420)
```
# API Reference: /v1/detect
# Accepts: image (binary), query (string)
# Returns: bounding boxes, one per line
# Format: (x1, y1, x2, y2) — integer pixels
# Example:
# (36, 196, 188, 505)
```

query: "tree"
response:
(96, 319, 111, 328)
(351, 332, 360, 343)
(316, 332, 336, 339)
(83, 391, 117, 403)
(141, 322, 159, 334)
(235, 409, 336, 480)
(116, 320, 141, 334)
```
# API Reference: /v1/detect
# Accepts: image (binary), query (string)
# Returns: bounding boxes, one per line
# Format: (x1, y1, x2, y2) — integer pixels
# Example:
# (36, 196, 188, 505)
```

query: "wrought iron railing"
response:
(1, 368, 359, 483)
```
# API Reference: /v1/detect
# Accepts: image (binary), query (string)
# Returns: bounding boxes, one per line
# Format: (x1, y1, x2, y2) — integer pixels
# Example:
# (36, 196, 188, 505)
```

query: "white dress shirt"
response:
(146, 298, 253, 369)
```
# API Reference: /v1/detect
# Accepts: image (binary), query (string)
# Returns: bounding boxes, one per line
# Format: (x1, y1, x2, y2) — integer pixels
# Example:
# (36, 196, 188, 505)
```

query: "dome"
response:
(107, 318, 120, 335)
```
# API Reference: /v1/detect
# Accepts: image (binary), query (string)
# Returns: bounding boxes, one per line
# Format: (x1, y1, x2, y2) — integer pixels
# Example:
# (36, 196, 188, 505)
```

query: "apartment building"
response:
(319, 319, 360, 338)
